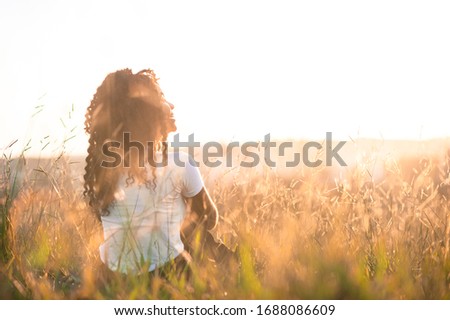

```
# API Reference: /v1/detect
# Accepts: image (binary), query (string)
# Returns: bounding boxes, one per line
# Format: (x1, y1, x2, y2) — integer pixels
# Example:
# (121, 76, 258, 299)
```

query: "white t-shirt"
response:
(99, 152, 203, 274)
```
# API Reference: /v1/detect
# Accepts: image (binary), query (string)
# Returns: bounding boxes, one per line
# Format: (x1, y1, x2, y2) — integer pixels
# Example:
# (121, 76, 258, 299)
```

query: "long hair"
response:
(83, 69, 169, 218)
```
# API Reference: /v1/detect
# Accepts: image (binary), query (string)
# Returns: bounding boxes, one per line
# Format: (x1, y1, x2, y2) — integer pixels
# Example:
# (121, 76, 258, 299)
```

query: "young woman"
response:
(83, 68, 218, 276)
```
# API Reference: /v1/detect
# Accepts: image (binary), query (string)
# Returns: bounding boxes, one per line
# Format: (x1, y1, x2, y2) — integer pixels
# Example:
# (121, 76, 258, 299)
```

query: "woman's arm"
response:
(182, 188, 236, 265)
(181, 187, 219, 252)
(189, 187, 219, 231)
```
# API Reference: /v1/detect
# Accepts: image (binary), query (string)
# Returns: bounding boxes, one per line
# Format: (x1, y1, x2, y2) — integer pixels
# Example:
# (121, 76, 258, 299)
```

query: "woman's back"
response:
(99, 152, 203, 274)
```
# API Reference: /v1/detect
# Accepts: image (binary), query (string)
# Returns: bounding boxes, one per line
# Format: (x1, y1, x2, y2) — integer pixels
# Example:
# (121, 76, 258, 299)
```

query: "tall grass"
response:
(0, 140, 449, 299)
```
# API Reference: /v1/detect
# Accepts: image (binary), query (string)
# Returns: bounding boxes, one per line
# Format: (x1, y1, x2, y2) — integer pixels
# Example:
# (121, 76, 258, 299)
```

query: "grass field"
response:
(1, 139, 450, 299)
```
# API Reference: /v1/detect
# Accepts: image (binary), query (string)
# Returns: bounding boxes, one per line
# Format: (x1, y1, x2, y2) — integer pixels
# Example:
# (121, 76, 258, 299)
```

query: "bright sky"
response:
(1, 0, 450, 157)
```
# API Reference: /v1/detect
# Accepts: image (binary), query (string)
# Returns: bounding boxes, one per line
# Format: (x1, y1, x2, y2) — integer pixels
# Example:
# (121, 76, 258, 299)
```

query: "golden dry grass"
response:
(1, 141, 450, 299)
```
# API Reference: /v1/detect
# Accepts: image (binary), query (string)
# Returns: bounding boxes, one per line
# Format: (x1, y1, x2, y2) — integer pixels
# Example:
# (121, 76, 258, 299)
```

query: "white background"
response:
(1, 0, 450, 156)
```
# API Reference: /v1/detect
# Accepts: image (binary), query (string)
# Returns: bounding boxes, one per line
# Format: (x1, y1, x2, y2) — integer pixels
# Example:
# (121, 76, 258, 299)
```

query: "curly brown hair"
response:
(83, 69, 171, 218)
